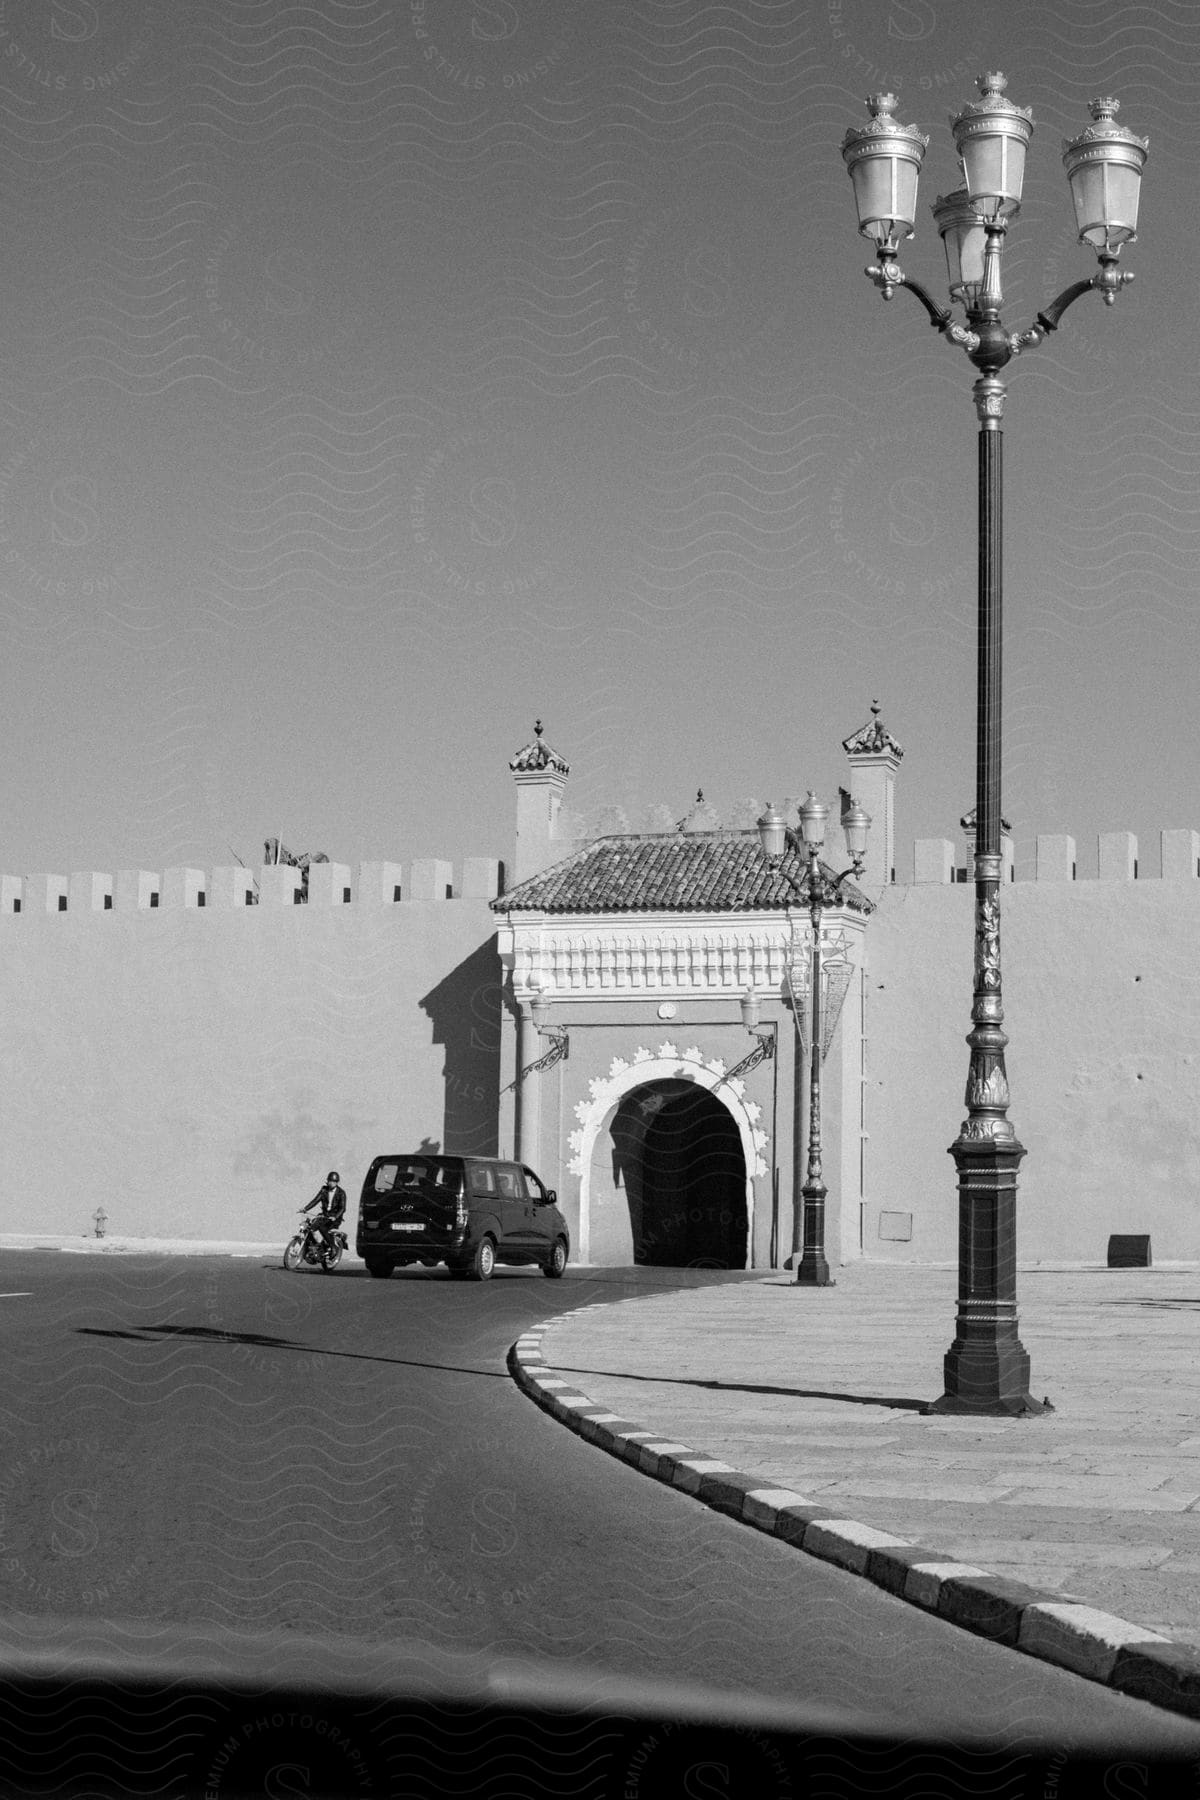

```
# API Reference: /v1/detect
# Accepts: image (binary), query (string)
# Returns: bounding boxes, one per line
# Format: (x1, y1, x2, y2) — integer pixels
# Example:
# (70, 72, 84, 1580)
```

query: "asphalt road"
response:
(2, 1250, 1200, 1793)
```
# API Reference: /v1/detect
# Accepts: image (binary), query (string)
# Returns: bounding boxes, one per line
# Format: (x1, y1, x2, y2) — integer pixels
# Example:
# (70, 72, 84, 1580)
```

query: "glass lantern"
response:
(950, 72, 1033, 220)
(756, 802, 787, 864)
(798, 792, 830, 852)
(841, 799, 872, 865)
(841, 93, 930, 255)
(1062, 97, 1149, 254)
(932, 187, 988, 306)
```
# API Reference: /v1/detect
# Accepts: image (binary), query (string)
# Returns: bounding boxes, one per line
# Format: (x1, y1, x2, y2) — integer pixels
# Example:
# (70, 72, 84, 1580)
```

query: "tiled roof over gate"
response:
(492, 831, 871, 916)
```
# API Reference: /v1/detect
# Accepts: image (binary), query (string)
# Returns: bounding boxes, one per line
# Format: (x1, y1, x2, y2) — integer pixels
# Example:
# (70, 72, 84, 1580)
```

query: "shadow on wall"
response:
(420, 936, 502, 1156)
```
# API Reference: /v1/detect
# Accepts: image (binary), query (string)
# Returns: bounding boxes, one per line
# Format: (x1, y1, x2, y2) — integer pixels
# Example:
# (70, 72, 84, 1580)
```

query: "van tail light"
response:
(455, 1198, 468, 1229)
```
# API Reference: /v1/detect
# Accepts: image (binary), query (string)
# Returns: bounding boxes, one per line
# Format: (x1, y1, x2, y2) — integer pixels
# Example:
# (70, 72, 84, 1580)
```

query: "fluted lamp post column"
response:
(840, 76, 1147, 1412)
(757, 793, 870, 1287)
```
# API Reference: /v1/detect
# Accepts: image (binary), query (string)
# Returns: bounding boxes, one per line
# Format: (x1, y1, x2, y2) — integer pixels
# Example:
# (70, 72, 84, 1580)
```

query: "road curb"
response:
(508, 1322, 1200, 1723)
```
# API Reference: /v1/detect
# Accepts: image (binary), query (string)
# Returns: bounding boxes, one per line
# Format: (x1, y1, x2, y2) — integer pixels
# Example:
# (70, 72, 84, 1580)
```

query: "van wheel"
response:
(364, 1258, 392, 1279)
(469, 1236, 496, 1282)
(543, 1238, 568, 1279)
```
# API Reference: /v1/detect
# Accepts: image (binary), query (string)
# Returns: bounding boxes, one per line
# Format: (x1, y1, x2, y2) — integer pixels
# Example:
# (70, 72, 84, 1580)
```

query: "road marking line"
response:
(0, 1292, 32, 1298)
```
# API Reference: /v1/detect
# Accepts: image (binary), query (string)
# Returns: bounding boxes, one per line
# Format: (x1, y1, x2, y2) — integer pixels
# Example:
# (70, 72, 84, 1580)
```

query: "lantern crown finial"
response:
(951, 69, 1033, 129)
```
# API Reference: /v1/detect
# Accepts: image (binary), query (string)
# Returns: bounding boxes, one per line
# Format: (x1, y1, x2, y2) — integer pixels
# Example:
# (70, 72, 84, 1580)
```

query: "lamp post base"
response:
(793, 1183, 835, 1285)
(783, 1258, 836, 1283)
(925, 1315, 1051, 1413)
(794, 1262, 836, 1287)
(924, 1386, 1051, 1417)
(929, 1133, 1049, 1415)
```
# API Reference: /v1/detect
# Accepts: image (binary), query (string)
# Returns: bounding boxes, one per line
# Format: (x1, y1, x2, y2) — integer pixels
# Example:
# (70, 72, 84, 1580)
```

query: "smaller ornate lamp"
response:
(841, 797, 872, 872)
(524, 978, 568, 1071)
(732, 986, 775, 1076)
(751, 787, 870, 1288)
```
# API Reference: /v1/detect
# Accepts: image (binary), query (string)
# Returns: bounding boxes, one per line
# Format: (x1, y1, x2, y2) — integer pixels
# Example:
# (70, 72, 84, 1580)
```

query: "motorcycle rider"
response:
(302, 1170, 347, 1255)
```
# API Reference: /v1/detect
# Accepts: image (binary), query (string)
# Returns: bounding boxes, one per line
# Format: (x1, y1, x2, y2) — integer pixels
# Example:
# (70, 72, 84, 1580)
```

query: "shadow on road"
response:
(75, 1323, 513, 1378)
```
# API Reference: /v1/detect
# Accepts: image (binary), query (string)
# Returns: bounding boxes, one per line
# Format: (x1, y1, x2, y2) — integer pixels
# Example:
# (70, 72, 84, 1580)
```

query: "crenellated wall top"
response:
(907, 829, 1200, 885)
(0, 857, 506, 917)
(10, 823, 1200, 920)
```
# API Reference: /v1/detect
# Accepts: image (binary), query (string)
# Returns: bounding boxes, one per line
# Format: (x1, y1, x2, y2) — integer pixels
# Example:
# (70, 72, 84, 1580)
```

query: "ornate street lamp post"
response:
(841, 76, 1148, 1412)
(757, 793, 871, 1286)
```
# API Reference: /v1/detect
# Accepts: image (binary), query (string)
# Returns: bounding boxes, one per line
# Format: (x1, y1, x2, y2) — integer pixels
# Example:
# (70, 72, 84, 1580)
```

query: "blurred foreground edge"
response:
(0, 1616, 1193, 1797)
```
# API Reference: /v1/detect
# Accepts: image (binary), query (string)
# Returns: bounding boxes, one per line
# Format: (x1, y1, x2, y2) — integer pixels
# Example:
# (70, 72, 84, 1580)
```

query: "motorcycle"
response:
(283, 1212, 347, 1273)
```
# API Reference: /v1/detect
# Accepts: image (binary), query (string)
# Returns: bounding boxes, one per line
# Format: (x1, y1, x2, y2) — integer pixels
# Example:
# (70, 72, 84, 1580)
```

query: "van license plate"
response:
(391, 1222, 423, 1231)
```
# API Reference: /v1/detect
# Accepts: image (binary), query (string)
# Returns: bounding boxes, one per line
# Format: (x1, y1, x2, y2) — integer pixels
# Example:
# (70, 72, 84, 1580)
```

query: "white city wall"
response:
(5, 813, 1200, 1265)
(0, 859, 503, 1244)
(866, 830, 1200, 1263)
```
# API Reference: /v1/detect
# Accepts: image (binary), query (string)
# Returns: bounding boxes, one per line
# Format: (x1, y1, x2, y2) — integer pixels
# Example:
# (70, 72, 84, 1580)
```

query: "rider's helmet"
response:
(326, 1170, 339, 1184)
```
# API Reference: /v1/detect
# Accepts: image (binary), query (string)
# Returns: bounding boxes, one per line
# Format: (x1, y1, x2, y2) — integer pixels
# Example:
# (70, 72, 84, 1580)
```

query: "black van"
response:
(355, 1154, 570, 1281)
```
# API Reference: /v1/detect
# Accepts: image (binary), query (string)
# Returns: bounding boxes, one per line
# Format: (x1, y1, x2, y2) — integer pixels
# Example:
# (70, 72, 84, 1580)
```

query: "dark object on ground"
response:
(1108, 1234, 1152, 1268)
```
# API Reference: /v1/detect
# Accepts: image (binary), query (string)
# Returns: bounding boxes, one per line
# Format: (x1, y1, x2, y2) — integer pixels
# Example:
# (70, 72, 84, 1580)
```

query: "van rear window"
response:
(372, 1157, 463, 1194)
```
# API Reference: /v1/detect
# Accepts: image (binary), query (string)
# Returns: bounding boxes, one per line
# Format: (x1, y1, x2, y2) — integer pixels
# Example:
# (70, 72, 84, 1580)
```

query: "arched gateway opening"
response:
(610, 1080, 748, 1269)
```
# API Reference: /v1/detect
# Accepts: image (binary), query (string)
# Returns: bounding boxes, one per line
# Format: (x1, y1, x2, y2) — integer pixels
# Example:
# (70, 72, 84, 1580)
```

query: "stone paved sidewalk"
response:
(531, 1263, 1200, 1654)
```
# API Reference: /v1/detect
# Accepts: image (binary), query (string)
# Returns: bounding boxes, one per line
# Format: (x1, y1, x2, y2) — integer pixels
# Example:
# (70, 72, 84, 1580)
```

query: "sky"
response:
(0, 0, 1192, 883)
